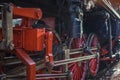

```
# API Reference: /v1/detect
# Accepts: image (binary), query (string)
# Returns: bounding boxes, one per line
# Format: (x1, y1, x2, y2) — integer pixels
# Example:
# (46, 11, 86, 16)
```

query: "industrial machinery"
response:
(0, 0, 120, 80)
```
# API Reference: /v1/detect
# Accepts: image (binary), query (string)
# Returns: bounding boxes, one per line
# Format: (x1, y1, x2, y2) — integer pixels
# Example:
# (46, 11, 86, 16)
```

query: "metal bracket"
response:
(0, 3, 14, 50)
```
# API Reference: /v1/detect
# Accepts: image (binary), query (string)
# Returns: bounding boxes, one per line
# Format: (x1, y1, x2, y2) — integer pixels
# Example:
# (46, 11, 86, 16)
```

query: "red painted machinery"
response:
(0, 0, 120, 80)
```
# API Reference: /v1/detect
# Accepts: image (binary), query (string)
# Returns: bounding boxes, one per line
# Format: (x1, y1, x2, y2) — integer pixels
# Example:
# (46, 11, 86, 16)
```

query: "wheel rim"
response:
(69, 36, 87, 80)
(88, 34, 100, 76)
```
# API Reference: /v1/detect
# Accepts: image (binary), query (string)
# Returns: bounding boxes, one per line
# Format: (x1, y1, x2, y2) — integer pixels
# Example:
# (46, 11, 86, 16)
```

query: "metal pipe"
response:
(108, 18, 113, 58)
(96, 0, 120, 19)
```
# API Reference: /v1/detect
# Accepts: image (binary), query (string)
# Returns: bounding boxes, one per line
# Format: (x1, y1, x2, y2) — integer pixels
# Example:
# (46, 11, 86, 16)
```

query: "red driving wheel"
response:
(87, 33, 100, 76)
(69, 36, 87, 80)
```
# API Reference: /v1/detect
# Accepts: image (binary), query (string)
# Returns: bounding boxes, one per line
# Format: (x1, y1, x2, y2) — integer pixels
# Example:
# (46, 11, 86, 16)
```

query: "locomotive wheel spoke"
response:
(87, 33, 100, 77)
(68, 35, 87, 80)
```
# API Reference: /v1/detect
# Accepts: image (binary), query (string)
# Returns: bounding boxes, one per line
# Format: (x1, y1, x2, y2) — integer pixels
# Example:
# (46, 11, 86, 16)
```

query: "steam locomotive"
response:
(0, 0, 120, 80)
